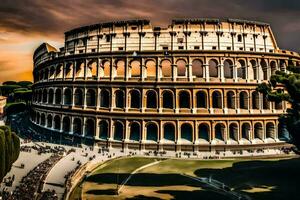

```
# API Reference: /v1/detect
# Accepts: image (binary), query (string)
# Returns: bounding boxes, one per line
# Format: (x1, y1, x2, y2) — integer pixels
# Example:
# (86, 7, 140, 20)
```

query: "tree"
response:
(257, 65, 300, 150)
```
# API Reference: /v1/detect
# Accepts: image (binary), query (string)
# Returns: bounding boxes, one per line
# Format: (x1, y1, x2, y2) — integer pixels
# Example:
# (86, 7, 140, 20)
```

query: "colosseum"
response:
(31, 18, 300, 152)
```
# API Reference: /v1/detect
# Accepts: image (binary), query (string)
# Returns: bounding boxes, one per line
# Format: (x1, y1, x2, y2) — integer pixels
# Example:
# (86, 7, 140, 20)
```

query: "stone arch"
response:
(85, 118, 95, 137)
(212, 90, 222, 108)
(252, 91, 260, 109)
(209, 59, 218, 78)
(54, 115, 60, 130)
(163, 123, 175, 141)
(161, 59, 172, 77)
(99, 120, 109, 139)
(181, 123, 193, 142)
(55, 64, 63, 79)
(198, 123, 210, 141)
(47, 114, 52, 128)
(55, 88, 62, 104)
(87, 60, 97, 79)
(241, 123, 251, 140)
(65, 62, 73, 78)
(196, 90, 207, 108)
(73, 118, 82, 135)
(192, 59, 203, 77)
(215, 123, 225, 141)
(129, 122, 141, 141)
(229, 123, 239, 141)
(115, 59, 125, 77)
(145, 59, 156, 78)
(100, 89, 110, 108)
(130, 60, 141, 77)
(179, 90, 190, 108)
(74, 88, 83, 106)
(224, 59, 233, 78)
(280, 60, 286, 72)
(249, 60, 256, 80)
(75, 61, 85, 78)
(227, 91, 235, 109)
(36, 112, 40, 124)
(237, 59, 246, 79)
(130, 89, 141, 108)
(113, 121, 124, 141)
(86, 89, 96, 107)
(176, 59, 187, 77)
(41, 113, 46, 126)
(261, 59, 268, 80)
(254, 122, 263, 140)
(64, 88, 72, 105)
(103, 60, 111, 77)
(63, 116, 70, 132)
(146, 90, 157, 108)
(162, 90, 174, 109)
(270, 61, 277, 75)
(146, 122, 158, 141)
(266, 122, 275, 139)
(48, 89, 54, 104)
(263, 93, 270, 109)
(239, 91, 249, 109)
(42, 89, 47, 103)
(115, 89, 125, 108)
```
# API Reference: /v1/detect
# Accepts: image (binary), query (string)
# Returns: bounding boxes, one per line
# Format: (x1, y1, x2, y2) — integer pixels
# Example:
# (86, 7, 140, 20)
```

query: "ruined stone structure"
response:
(31, 19, 300, 151)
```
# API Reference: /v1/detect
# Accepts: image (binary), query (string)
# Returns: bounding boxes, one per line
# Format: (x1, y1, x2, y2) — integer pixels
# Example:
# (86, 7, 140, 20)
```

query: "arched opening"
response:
(263, 93, 270, 109)
(196, 91, 207, 108)
(179, 91, 190, 108)
(85, 119, 95, 137)
(212, 91, 222, 108)
(266, 122, 275, 139)
(163, 123, 175, 141)
(47, 115, 52, 128)
(237, 60, 246, 79)
(130, 90, 141, 108)
(280, 60, 286, 72)
(36, 113, 40, 124)
(198, 124, 209, 141)
(252, 91, 260, 109)
(38, 90, 42, 102)
(100, 89, 110, 108)
(177, 59, 187, 76)
(64, 88, 72, 105)
(73, 118, 82, 135)
(275, 101, 283, 110)
(87, 61, 97, 79)
(261, 60, 268, 80)
(55, 64, 63, 79)
(229, 123, 238, 141)
(227, 91, 235, 109)
(65, 63, 73, 78)
(215, 123, 225, 141)
(254, 123, 263, 140)
(44, 68, 49, 80)
(55, 89, 62, 104)
(146, 90, 157, 108)
(115, 90, 125, 108)
(41, 114, 46, 126)
(181, 123, 193, 142)
(74, 89, 83, 106)
(103, 60, 111, 77)
(130, 60, 140, 77)
(116, 60, 125, 77)
(163, 91, 174, 109)
(63, 117, 70, 132)
(54, 115, 60, 130)
(86, 89, 96, 107)
(75, 61, 85, 78)
(43, 89, 47, 103)
(209, 59, 218, 78)
(242, 123, 251, 140)
(270, 61, 277, 75)
(114, 121, 123, 141)
(146, 123, 158, 141)
(192, 59, 203, 77)
(146, 60, 156, 78)
(161, 60, 172, 77)
(239, 91, 248, 109)
(224, 59, 233, 78)
(249, 60, 256, 80)
(130, 122, 140, 141)
(48, 89, 54, 104)
(99, 120, 108, 139)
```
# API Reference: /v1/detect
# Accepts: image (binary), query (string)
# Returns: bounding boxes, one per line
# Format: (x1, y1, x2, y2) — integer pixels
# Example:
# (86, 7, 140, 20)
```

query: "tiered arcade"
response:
(31, 19, 300, 151)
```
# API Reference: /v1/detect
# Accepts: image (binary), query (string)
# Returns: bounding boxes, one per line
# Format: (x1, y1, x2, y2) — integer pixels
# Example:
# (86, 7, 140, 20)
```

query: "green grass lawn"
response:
(69, 156, 300, 200)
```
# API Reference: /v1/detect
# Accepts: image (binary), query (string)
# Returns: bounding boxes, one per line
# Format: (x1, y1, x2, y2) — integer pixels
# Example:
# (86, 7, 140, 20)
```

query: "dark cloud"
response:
(0, 0, 299, 51)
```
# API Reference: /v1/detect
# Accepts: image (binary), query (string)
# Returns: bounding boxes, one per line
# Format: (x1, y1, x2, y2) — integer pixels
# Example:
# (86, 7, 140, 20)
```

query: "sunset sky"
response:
(0, 0, 300, 82)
